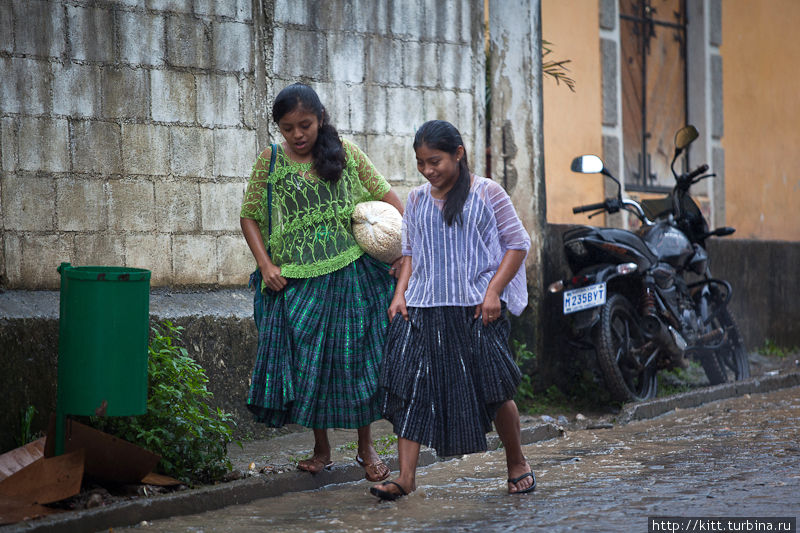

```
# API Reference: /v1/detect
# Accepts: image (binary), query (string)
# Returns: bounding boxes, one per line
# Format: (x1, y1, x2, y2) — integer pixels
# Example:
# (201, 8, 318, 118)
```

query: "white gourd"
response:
(351, 201, 402, 264)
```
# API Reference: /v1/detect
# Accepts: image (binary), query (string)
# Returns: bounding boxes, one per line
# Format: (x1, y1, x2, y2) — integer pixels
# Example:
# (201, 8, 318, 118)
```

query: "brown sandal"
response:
(356, 455, 390, 482)
(296, 457, 333, 474)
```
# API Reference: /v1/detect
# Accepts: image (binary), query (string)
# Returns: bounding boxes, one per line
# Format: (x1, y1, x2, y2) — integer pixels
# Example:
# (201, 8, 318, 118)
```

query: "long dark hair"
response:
(272, 83, 346, 183)
(413, 120, 471, 226)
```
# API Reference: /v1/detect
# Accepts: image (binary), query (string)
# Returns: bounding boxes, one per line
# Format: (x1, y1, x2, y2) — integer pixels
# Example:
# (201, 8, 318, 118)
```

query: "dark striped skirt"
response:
(379, 306, 522, 457)
(246, 254, 395, 429)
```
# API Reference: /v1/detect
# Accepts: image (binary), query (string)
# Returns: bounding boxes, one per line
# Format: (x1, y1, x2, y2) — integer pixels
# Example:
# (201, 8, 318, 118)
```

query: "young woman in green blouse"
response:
(240, 83, 403, 482)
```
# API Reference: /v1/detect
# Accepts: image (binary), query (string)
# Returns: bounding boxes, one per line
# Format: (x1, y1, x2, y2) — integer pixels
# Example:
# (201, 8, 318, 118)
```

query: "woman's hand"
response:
(475, 289, 502, 325)
(388, 293, 408, 322)
(260, 262, 287, 292)
(388, 257, 403, 278)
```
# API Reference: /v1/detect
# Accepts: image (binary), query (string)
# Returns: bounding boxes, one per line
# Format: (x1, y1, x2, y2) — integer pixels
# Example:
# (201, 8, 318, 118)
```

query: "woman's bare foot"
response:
(370, 477, 415, 500)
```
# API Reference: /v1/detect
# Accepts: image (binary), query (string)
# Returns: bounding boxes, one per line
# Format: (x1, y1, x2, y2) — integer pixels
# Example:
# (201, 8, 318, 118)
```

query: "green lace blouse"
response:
(240, 139, 391, 278)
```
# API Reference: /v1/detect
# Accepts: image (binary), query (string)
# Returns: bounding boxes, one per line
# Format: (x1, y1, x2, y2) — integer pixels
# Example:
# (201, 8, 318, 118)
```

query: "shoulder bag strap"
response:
(267, 143, 276, 256)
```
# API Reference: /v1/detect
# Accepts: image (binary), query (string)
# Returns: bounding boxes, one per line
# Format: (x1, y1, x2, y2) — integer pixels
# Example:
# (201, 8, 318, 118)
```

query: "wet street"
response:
(126, 387, 799, 532)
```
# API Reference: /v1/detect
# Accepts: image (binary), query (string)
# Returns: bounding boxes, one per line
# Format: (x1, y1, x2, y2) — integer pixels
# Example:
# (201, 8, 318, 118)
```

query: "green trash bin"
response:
(55, 263, 151, 455)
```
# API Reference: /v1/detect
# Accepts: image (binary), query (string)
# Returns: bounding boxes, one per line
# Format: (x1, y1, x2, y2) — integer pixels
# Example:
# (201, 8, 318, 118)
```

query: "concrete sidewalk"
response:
(3, 371, 799, 533)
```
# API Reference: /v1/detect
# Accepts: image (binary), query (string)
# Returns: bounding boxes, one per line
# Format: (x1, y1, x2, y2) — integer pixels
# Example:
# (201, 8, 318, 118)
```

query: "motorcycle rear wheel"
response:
(594, 293, 658, 402)
(700, 305, 750, 385)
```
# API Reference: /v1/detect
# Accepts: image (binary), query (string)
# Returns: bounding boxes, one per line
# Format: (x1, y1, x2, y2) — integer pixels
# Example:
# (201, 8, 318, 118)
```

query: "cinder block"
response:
(107, 178, 156, 232)
(1, 118, 17, 172)
(439, 43, 472, 90)
(348, 85, 368, 134)
(56, 177, 106, 231)
(148, 0, 193, 13)
(423, 89, 458, 123)
(366, 36, 404, 85)
(103, 68, 149, 120)
(1, 173, 56, 231)
(4, 234, 20, 285)
(122, 123, 170, 175)
(241, 77, 263, 130)
(456, 91, 475, 141)
(72, 120, 122, 175)
(119, 10, 166, 66)
(328, 33, 364, 83)
(362, 85, 387, 135)
(200, 181, 247, 231)
(125, 233, 171, 284)
(151, 70, 196, 124)
(423, 0, 457, 42)
(403, 41, 439, 88)
(53, 63, 101, 117)
(390, 0, 422, 37)
(67, 5, 114, 62)
(213, 129, 257, 177)
(213, 21, 253, 72)
(19, 118, 69, 173)
(72, 233, 126, 267)
(274, 0, 310, 25)
(310, 81, 350, 132)
(14, 0, 65, 57)
(386, 87, 423, 135)
(0, 3, 12, 53)
(0, 57, 52, 115)
(197, 74, 240, 127)
(117, 0, 146, 8)
(356, 0, 388, 33)
(366, 134, 417, 184)
(216, 235, 252, 285)
(19, 234, 73, 289)
(154, 180, 200, 232)
(172, 234, 217, 284)
(171, 127, 213, 177)
(167, 15, 212, 69)
(273, 28, 326, 79)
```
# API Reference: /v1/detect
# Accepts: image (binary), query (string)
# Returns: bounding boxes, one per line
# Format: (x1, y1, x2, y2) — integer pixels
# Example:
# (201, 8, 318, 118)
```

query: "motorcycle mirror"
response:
(571, 155, 604, 174)
(674, 125, 699, 152)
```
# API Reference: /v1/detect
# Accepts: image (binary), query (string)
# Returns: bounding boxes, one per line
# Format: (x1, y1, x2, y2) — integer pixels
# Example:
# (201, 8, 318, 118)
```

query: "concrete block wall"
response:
(1, 0, 258, 289)
(269, 0, 485, 205)
(1, 0, 486, 290)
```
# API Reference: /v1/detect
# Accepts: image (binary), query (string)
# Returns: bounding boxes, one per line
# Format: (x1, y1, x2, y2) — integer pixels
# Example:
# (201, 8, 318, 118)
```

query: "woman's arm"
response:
(240, 217, 286, 291)
(474, 249, 526, 325)
(388, 256, 412, 322)
(380, 188, 404, 215)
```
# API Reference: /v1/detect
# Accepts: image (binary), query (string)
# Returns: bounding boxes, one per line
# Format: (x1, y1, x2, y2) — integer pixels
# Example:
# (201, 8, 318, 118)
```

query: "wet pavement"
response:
(119, 385, 800, 532)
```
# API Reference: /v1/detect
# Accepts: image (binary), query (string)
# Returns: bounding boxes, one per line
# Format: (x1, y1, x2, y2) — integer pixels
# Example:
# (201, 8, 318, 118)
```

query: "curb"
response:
(4, 372, 798, 533)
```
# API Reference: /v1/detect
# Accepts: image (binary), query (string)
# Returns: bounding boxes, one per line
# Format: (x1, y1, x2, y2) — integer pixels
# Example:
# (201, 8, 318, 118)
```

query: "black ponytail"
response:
(272, 83, 345, 183)
(413, 120, 471, 226)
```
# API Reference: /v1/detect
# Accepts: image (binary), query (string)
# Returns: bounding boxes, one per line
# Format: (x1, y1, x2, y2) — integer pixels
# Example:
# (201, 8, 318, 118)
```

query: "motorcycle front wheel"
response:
(700, 304, 750, 385)
(594, 293, 658, 402)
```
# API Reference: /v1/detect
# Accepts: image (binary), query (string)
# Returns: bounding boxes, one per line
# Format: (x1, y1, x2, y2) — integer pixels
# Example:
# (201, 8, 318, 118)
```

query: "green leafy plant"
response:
(511, 340, 536, 407)
(338, 433, 398, 456)
(85, 321, 237, 484)
(15, 405, 38, 448)
(757, 338, 797, 359)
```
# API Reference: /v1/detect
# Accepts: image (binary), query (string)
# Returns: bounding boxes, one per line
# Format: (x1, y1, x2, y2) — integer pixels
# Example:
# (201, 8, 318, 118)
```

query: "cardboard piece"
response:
(0, 438, 46, 482)
(0, 449, 84, 506)
(45, 417, 160, 484)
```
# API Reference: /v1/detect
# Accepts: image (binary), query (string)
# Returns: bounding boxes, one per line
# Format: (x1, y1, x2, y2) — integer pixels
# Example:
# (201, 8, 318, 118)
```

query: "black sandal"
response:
(508, 471, 536, 494)
(370, 480, 408, 501)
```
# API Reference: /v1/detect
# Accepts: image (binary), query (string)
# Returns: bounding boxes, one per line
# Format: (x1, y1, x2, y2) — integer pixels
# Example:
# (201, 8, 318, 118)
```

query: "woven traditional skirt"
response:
(379, 306, 522, 457)
(247, 254, 395, 429)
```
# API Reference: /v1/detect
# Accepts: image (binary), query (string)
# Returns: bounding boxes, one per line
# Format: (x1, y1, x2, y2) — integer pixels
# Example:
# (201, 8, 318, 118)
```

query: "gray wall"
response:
(0, 0, 486, 289)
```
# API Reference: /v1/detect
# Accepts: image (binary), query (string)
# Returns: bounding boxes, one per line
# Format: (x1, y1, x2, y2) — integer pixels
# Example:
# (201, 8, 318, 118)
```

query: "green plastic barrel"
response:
(56, 263, 151, 422)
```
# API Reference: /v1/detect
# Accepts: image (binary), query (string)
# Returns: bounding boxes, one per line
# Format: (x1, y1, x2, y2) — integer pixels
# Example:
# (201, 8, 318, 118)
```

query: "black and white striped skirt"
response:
(379, 306, 522, 457)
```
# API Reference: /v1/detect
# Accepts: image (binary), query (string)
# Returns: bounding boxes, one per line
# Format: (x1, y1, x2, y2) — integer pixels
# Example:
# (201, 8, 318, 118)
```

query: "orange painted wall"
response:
(541, 0, 604, 224)
(722, 0, 800, 241)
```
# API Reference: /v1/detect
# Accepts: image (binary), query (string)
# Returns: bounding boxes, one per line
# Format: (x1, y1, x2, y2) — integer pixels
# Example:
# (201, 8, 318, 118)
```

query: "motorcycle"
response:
(548, 125, 750, 402)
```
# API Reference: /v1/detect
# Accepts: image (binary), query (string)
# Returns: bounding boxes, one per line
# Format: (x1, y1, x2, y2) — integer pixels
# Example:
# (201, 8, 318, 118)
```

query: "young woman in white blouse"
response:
(370, 120, 536, 500)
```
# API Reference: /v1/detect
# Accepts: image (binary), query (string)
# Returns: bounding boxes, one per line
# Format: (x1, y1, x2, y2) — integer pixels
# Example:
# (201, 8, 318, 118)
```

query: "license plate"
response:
(563, 282, 606, 314)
